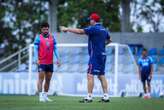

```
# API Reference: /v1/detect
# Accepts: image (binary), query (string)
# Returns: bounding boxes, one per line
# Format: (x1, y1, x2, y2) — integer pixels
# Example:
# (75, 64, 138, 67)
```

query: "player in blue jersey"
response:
(34, 22, 61, 102)
(61, 13, 111, 103)
(138, 48, 153, 99)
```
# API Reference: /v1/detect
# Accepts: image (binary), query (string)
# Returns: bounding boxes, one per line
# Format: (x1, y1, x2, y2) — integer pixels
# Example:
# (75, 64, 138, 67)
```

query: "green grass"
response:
(0, 96, 163, 110)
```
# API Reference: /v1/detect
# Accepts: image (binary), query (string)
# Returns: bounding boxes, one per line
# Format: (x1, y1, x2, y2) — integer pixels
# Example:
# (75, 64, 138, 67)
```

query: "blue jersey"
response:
(84, 23, 110, 57)
(138, 56, 153, 74)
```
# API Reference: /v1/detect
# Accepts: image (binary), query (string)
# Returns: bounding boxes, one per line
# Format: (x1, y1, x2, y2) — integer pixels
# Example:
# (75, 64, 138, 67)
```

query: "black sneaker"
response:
(79, 98, 93, 103)
(99, 97, 110, 103)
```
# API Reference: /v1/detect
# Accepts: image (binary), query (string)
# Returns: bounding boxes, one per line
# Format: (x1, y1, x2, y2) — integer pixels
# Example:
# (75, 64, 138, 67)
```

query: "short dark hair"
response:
(40, 22, 49, 28)
(142, 48, 147, 52)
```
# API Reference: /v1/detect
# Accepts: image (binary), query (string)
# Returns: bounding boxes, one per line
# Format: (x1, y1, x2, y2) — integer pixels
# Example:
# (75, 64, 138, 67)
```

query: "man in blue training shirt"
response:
(61, 13, 111, 103)
(33, 22, 61, 102)
(138, 48, 153, 99)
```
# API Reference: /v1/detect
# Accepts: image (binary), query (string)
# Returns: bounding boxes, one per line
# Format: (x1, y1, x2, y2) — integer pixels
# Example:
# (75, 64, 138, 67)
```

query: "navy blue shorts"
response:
(38, 64, 53, 73)
(87, 55, 106, 75)
(141, 73, 151, 84)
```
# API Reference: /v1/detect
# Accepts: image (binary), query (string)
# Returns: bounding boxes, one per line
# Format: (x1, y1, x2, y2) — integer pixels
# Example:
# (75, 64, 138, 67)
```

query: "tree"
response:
(57, 0, 121, 32)
(131, 0, 164, 32)
(48, 0, 58, 32)
(0, 0, 49, 55)
(120, 0, 131, 32)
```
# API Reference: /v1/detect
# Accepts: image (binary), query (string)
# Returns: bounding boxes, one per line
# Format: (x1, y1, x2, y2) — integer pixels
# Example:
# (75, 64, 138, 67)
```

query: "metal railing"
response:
(0, 46, 29, 72)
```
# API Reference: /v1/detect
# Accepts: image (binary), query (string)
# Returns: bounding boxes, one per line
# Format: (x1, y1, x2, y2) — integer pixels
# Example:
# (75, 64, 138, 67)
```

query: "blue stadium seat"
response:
(151, 55, 158, 64)
(159, 49, 164, 56)
(159, 57, 164, 65)
(148, 48, 157, 55)
(153, 64, 158, 72)
(129, 47, 135, 55)
(137, 48, 143, 56)
(128, 44, 143, 55)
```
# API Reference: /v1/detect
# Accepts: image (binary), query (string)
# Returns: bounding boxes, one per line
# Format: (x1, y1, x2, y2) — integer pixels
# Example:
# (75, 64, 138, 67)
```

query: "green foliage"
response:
(58, 0, 121, 31)
(0, 0, 48, 56)
(0, 0, 164, 56)
(132, 0, 164, 32)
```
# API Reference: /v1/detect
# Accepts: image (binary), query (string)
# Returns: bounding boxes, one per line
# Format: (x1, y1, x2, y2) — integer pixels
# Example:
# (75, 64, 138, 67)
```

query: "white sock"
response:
(86, 93, 92, 99)
(88, 93, 92, 97)
(103, 93, 109, 99)
(39, 92, 44, 98)
(44, 92, 48, 98)
(45, 92, 47, 95)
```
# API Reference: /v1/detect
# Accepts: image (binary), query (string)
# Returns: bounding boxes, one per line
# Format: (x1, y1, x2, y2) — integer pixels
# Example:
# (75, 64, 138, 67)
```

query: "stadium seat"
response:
(136, 48, 143, 56)
(151, 55, 158, 64)
(158, 57, 164, 65)
(129, 47, 135, 55)
(159, 49, 164, 56)
(153, 64, 158, 72)
(148, 48, 158, 55)
(128, 44, 143, 55)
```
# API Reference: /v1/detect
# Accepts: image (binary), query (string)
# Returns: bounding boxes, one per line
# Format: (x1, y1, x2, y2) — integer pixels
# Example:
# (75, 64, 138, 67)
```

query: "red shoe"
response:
(144, 95, 151, 99)
(144, 95, 149, 99)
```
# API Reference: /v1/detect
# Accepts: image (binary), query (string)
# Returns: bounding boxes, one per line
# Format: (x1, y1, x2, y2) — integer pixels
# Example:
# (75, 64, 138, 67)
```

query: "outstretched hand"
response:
(60, 26, 68, 32)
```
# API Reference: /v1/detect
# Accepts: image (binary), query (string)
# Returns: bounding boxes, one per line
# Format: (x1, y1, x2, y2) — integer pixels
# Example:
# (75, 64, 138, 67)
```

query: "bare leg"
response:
(38, 72, 45, 92)
(38, 72, 46, 102)
(44, 72, 52, 92)
(98, 75, 108, 93)
(142, 81, 147, 94)
(147, 81, 151, 93)
(87, 74, 94, 95)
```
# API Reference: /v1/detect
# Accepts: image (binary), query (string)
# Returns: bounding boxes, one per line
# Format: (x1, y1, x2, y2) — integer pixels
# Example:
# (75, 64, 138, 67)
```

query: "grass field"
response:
(0, 96, 163, 110)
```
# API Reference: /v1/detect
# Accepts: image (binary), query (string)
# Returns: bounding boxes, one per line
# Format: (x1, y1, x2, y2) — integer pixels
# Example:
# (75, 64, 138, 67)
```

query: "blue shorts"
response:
(141, 73, 151, 83)
(87, 55, 106, 75)
(38, 64, 53, 73)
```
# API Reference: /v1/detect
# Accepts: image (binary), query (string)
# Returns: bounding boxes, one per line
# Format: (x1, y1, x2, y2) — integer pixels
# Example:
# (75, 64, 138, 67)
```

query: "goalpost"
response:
(28, 43, 138, 96)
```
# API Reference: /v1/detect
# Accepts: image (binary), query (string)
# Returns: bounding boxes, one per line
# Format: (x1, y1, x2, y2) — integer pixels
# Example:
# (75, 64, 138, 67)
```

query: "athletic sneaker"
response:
(44, 96, 53, 102)
(147, 93, 151, 99)
(143, 93, 151, 99)
(99, 97, 110, 102)
(39, 97, 46, 102)
(79, 96, 93, 103)
(39, 93, 46, 102)
(43, 93, 53, 102)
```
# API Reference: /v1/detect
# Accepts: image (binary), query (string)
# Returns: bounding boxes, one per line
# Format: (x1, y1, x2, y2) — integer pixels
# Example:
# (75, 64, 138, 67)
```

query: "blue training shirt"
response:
(84, 23, 110, 57)
(138, 56, 153, 74)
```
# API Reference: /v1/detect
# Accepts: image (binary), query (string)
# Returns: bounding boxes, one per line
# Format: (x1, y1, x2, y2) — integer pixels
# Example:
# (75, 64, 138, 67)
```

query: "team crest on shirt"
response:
(46, 41, 50, 51)
(46, 41, 50, 47)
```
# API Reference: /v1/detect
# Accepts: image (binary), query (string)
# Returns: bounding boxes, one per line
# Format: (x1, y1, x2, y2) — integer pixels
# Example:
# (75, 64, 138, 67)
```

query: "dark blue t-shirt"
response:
(84, 23, 110, 57)
(138, 56, 153, 74)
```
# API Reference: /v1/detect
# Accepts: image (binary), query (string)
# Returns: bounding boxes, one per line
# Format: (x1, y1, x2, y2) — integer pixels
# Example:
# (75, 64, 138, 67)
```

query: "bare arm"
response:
(60, 26, 85, 34)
